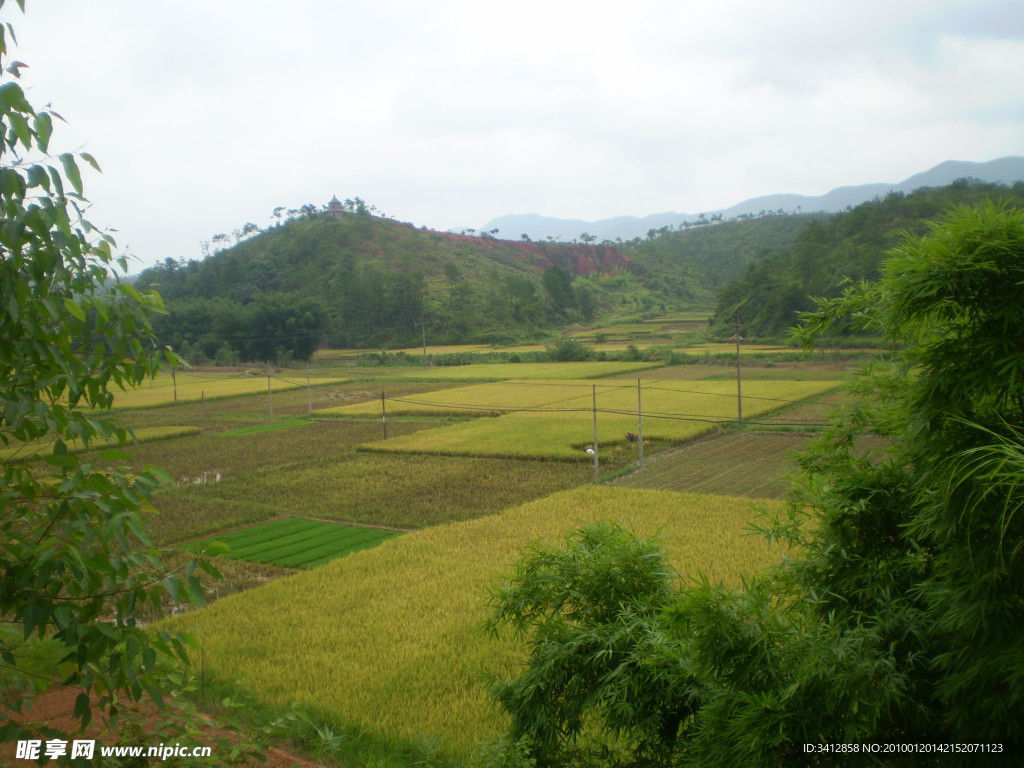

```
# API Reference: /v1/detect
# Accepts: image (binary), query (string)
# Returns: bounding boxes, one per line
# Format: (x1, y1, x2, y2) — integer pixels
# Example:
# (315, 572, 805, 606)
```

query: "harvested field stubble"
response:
(148, 450, 589, 545)
(615, 431, 814, 497)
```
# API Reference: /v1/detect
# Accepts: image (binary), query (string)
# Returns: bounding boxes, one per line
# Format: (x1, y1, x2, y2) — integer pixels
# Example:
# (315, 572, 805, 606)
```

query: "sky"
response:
(9, 0, 1024, 272)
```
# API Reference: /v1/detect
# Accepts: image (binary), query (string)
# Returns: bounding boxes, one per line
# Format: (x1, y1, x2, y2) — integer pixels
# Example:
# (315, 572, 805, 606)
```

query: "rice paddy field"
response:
(36, 343, 864, 765)
(111, 369, 352, 409)
(614, 431, 814, 498)
(351, 379, 840, 460)
(158, 485, 788, 758)
(0, 425, 199, 463)
(341, 360, 662, 381)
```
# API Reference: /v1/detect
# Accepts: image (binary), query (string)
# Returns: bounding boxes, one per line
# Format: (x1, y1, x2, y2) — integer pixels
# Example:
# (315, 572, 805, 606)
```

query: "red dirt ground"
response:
(1, 686, 317, 767)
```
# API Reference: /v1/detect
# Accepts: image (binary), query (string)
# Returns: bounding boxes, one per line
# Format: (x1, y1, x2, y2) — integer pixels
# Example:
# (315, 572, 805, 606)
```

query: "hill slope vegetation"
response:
(136, 210, 684, 361)
(710, 180, 1024, 338)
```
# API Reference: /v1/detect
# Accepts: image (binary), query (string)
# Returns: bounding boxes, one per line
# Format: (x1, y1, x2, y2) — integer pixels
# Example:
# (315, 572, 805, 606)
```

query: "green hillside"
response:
(136, 207, 709, 362)
(710, 180, 1024, 338)
(136, 204, 834, 363)
(622, 210, 830, 292)
(136, 181, 1024, 362)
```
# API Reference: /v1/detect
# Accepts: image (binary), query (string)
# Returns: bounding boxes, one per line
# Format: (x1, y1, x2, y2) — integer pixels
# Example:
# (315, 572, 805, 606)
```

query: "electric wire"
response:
(167, 370, 837, 429)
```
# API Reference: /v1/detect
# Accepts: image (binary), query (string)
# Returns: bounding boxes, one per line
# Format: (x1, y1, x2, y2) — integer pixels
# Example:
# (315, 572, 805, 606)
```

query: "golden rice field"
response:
(685, 342, 794, 355)
(320, 379, 610, 418)
(0, 426, 200, 463)
(159, 486, 786, 757)
(348, 361, 661, 382)
(391, 344, 496, 355)
(355, 379, 839, 460)
(110, 372, 351, 409)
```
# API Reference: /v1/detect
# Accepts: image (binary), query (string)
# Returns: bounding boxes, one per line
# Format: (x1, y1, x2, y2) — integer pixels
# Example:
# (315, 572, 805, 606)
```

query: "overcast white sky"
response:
(10, 0, 1024, 271)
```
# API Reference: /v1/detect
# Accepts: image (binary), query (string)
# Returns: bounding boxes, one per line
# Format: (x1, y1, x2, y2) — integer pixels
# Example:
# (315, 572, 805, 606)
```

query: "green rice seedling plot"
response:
(362, 380, 840, 461)
(185, 518, 401, 568)
(159, 486, 786, 758)
(199, 516, 314, 547)
(222, 419, 311, 436)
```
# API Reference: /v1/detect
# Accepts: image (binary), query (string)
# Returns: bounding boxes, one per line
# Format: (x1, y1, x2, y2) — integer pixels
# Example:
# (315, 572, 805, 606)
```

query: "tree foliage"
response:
(0, 2, 212, 749)
(711, 182, 1024, 339)
(486, 202, 1024, 766)
(485, 524, 683, 767)
(135, 213, 656, 358)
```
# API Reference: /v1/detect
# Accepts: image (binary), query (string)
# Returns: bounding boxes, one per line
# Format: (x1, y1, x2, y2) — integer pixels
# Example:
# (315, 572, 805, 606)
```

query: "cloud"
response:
(8, 0, 1023, 268)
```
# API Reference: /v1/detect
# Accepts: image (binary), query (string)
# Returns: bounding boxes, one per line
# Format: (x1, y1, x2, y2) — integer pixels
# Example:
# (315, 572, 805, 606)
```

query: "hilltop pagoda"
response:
(326, 195, 345, 218)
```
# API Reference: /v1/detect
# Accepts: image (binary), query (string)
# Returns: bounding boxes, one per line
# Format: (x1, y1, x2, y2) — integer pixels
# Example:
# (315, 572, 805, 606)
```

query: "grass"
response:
(185, 518, 403, 569)
(158, 485, 788, 758)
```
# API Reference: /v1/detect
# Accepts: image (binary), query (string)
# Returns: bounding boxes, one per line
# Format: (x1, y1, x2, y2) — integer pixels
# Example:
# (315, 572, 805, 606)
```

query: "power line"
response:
(173, 372, 837, 429)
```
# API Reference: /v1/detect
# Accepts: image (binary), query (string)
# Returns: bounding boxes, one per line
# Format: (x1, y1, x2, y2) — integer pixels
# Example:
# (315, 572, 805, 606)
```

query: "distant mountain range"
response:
(482, 156, 1024, 243)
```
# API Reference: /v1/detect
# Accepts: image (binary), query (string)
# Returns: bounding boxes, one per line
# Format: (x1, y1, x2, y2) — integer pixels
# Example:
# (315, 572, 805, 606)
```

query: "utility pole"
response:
(421, 312, 428, 370)
(592, 385, 599, 484)
(637, 379, 644, 469)
(734, 313, 743, 424)
(267, 363, 273, 425)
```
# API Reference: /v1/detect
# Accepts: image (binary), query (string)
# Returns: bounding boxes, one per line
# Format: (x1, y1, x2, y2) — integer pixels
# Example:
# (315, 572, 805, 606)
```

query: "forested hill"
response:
(135, 209, 699, 362)
(709, 180, 1024, 339)
(621, 212, 831, 293)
